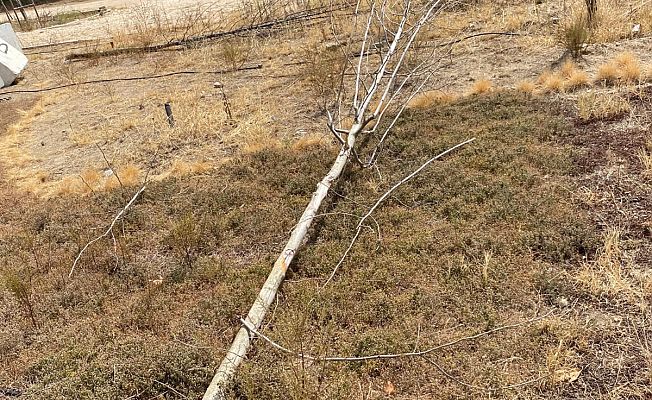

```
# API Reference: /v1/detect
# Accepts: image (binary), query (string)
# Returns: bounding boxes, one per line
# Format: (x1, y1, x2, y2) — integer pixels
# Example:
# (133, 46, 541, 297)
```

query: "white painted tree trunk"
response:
(202, 128, 361, 400)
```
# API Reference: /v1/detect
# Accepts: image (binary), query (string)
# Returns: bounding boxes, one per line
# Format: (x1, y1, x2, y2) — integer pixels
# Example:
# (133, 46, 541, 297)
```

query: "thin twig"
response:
(153, 380, 188, 399)
(323, 137, 476, 286)
(68, 184, 146, 278)
(96, 144, 125, 191)
(241, 310, 553, 362)
(420, 355, 547, 392)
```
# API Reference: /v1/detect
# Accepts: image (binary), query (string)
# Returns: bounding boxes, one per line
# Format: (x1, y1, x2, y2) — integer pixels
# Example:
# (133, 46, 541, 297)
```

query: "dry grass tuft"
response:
(641, 65, 652, 82)
(103, 175, 122, 191)
(156, 159, 213, 179)
(515, 80, 536, 95)
(119, 164, 143, 187)
(56, 176, 86, 196)
(537, 69, 554, 85)
(616, 53, 642, 83)
(595, 62, 620, 85)
(577, 228, 633, 296)
(638, 145, 652, 175)
(292, 135, 324, 151)
(565, 69, 590, 91)
(560, 59, 578, 78)
(469, 79, 493, 95)
(577, 92, 631, 121)
(596, 52, 642, 85)
(542, 74, 564, 93)
(80, 169, 102, 191)
(407, 90, 458, 108)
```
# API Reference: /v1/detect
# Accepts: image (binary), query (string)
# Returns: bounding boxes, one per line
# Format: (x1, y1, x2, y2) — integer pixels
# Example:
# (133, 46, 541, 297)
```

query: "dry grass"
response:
(542, 74, 565, 93)
(595, 62, 620, 85)
(615, 51, 642, 83)
(515, 80, 536, 95)
(560, 59, 578, 78)
(119, 164, 143, 186)
(292, 134, 325, 151)
(565, 69, 590, 91)
(2, 93, 611, 399)
(469, 79, 493, 95)
(407, 90, 458, 108)
(80, 169, 102, 191)
(639, 145, 652, 175)
(577, 92, 631, 121)
(537, 69, 554, 85)
(109, 1, 225, 49)
(3, 4, 652, 399)
(596, 52, 643, 85)
(577, 228, 634, 296)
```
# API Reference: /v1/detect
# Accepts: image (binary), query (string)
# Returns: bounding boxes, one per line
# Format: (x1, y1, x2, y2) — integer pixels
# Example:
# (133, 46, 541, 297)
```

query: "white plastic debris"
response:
(0, 23, 27, 88)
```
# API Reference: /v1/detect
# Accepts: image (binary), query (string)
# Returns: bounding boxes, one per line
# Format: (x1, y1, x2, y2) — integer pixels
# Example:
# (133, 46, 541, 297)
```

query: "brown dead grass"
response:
(407, 90, 458, 108)
(565, 69, 590, 91)
(469, 79, 493, 95)
(577, 92, 631, 121)
(596, 62, 621, 85)
(542, 74, 565, 93)
(516, 80, 536, 95)
(596, 52, 643, 85)
(3, 4, 652, 399)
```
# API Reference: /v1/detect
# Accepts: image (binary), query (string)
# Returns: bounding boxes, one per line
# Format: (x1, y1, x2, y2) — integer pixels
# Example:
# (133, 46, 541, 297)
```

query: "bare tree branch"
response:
(323, 137, 475, 287)
(240, 310, 553, 362)
(68, 184, 146, 278)
(203, 2, 452, 398)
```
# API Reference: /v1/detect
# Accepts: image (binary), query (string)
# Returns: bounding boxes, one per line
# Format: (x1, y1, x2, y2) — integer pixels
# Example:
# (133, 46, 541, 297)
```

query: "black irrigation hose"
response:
(0, 64, 262, 95)
(437, 31, 522, 47)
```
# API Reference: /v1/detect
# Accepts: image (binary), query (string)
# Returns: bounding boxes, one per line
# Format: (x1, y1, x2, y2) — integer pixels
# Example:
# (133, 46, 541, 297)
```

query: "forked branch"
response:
(202, 2, 450, 398)
(68, 184, 146, 278)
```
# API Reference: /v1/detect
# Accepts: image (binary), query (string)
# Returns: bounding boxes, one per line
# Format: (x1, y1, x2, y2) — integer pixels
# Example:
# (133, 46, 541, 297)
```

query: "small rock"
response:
(213, 81, 223, 89)
(0, 387, 22, 397)
(324, 41, 344, 51)
(555, 296, 569, 307)
(632, 23, 642, 37)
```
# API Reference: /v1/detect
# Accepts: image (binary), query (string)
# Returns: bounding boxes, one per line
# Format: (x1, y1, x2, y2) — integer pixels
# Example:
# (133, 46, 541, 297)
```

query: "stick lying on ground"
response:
(324, 137, 476, 287)
(0, 64, 262, 95)
(240, 310, 553, 362)
(202, 1, 450, 398)
(68, 184, 146, 278)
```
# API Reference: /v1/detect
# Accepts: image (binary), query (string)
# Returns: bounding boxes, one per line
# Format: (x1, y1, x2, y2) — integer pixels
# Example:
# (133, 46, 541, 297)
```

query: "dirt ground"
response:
(9, 0, 231, 47)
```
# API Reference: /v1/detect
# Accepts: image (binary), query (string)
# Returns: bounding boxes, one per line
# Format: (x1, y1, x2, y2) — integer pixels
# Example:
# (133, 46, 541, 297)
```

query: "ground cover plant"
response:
(1, 0, 652, 399)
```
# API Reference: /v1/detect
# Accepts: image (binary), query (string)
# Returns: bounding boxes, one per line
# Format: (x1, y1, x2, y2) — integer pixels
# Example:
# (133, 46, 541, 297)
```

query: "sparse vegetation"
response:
(639, 146, 652, 175)
(3, 1, 652, 399)
(565, 69, 590, 90)
(469, 78, 493, 95)
(516, 80, 536, 95)
(577, 92, 631, 121)
(596, 61, 620, 84)
(407, 90, 458, 108)
(543, 73, 565, 92)
(561, 15, 589, 58)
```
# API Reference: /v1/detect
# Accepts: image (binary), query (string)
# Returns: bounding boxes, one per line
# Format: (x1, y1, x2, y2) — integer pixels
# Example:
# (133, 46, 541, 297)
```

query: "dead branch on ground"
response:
(323, 137, 476, 287)
(239, 310, 553, 361)
(202, 1, 452, 398)
(68, 184, 146, 278)
(65, 5, 350, 61)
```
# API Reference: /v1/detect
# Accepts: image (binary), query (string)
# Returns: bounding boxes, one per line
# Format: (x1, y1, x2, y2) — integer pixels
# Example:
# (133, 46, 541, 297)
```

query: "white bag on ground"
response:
(0, 23, 27, 88)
